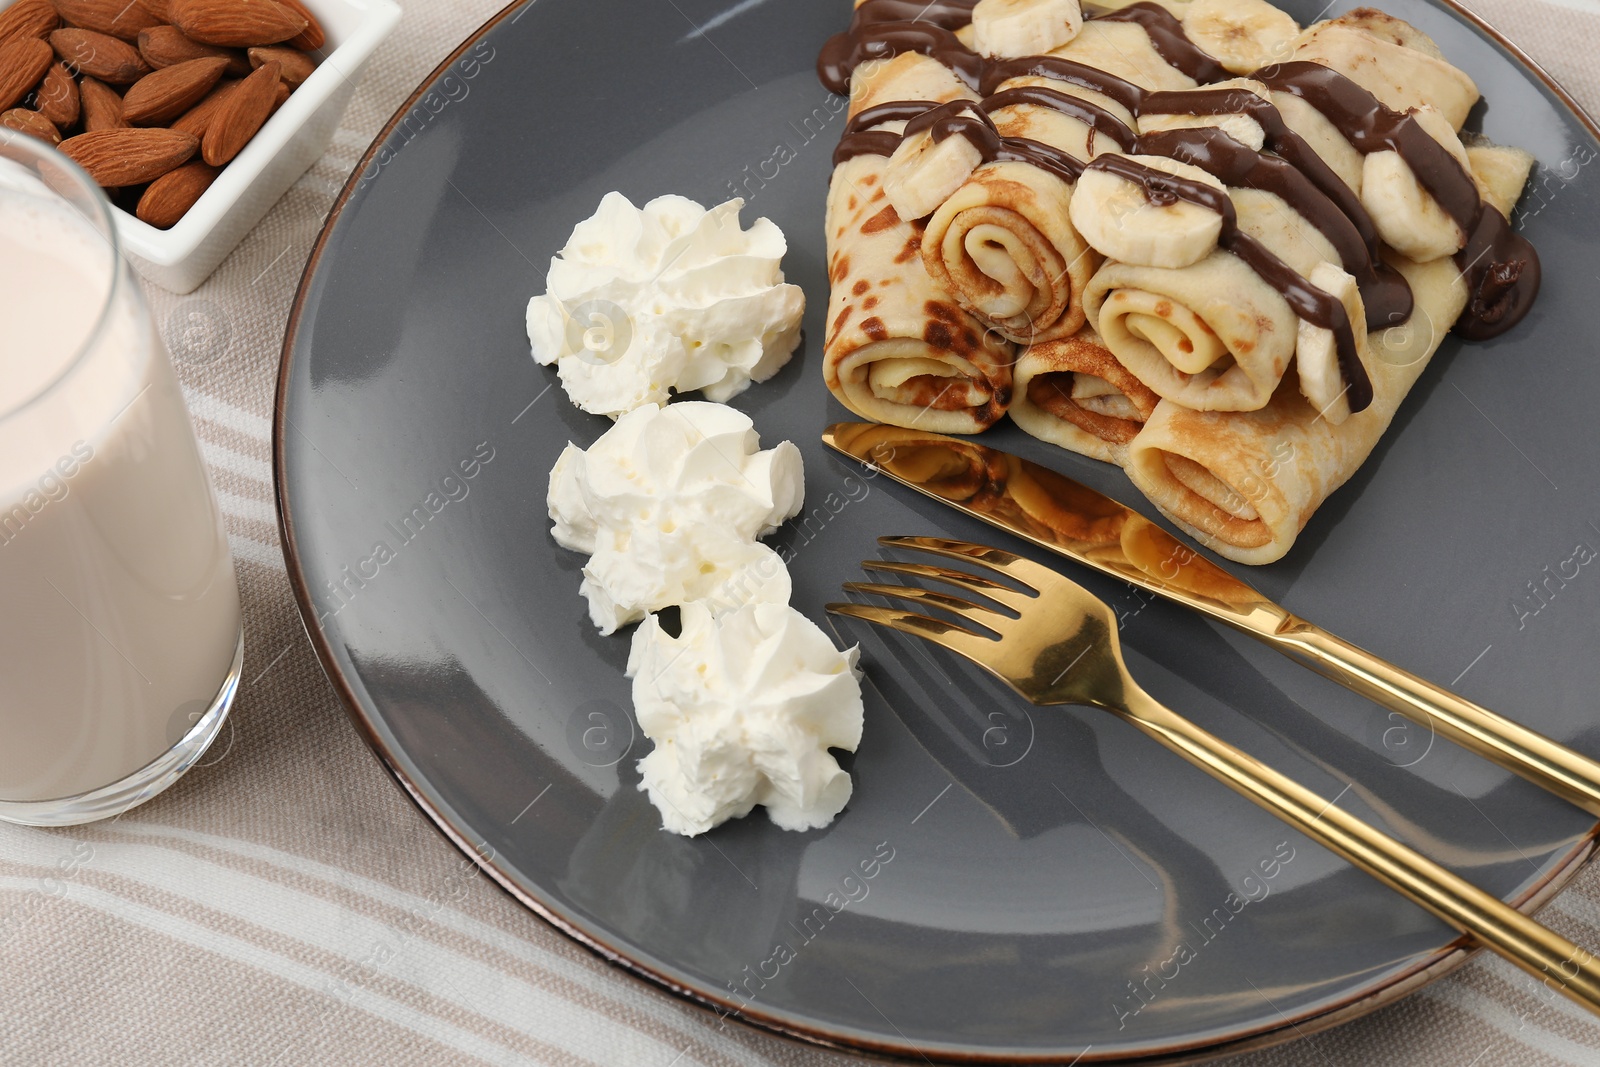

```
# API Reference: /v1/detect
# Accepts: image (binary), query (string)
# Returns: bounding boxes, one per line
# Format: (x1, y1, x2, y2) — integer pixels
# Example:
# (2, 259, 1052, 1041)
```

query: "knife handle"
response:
(1275, 619, 1600, 818)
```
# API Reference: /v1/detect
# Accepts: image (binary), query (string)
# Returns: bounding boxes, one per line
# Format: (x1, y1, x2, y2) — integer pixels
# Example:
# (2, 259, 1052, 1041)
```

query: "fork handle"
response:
(1270, 618, 1600, 819)
(1119, 684, 1600, 1016)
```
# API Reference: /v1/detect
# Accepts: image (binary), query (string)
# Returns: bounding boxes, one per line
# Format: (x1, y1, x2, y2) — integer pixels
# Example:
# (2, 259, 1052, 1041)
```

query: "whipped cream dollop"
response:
(628, 601, 865, 836)
(548, 401, 803, 634)
(527, 193, 805, 418)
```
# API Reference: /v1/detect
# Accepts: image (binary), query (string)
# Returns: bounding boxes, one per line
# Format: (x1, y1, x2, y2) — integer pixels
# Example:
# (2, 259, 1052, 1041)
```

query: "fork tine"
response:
(826, 602, 998, 664)
(842, 581, 1009, 626)
(861, 560, 1032, 612)
(880, 535, 1065, 595)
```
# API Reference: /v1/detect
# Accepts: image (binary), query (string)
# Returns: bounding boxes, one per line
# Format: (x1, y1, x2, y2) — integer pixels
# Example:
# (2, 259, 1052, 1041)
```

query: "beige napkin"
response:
(2, 0, 1599, 1063)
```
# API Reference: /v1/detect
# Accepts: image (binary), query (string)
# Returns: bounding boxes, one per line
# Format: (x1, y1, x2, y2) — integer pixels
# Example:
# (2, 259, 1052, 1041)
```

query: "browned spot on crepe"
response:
(921, 301, 988, 358)
(861, 206, 899, 235)
(895, 376, 986, 412)
(861, 317, 888, 341)
(853, 280, 870, 296)
(830, 255, 851, 284)
(864, 296, 880, 309)
(894, 233, 923, 263)
(830, 307, 855, 346)
(974, 176, 1032, 202)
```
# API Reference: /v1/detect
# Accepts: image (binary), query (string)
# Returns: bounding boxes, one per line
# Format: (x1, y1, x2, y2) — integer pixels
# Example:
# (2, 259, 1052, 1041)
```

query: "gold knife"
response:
(824, 421, 1600, 818)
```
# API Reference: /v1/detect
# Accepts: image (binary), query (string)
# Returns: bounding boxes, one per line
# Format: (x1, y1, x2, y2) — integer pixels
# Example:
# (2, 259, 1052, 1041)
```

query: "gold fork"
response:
(829, 535, 1600, 1018)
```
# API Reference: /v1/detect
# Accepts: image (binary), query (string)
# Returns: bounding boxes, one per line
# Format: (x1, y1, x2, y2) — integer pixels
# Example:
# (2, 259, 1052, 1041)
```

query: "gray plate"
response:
(275, 0, 1600, 1061)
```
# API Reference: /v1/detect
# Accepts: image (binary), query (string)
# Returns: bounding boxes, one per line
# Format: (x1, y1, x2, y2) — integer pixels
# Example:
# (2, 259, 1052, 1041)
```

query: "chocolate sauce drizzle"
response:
(1096, 3, 1228, 83)
(903, 99, 1088, 184)
(980, 55, 1144, 111)
(818, 0, 982, 94)
(1256, 61, 1540, 340)
(1141, 86, 1412, 328)
(834, 100, 941, 164)
(820, 1, 1540, 409)
(1089, 149, 1373, 412)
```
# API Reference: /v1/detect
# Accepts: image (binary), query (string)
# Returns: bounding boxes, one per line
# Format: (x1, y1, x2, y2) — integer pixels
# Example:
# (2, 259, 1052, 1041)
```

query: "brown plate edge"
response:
(269, 0, 1600, 1063)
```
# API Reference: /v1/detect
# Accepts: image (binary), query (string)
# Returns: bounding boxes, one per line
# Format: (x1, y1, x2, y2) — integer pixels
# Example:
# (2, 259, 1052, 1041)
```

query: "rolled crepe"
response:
(1009, 327, 1160, 465)
(1082, 186, 1344, 412)
(825, 53, 1016, 433)
(1123, 152, 1531, 565)
(919, 20, 1199, 346)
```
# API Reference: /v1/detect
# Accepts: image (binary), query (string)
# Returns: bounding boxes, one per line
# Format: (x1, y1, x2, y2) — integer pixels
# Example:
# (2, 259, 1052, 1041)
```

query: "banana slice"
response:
(1322, 8, 1446, 60)
(1182, 0, 1301, 75)
(1139, 78, 1271, 153)
(1069, 155, 1225, 270)
(971, 0, 1084, 59)
(883, 127, 985, 222)
(1073, 374, 1142, 419)
(1360, 104, 1470, 262)
(1297, 261, 1368, 425)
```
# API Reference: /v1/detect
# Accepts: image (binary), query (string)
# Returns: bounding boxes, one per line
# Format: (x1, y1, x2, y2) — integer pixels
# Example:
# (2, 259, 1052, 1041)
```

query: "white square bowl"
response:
(0, 0, 401, 293)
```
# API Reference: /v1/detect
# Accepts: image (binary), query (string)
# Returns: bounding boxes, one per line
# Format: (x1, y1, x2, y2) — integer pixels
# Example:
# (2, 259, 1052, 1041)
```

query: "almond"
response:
(59, 126, 196, 185)
(139, 25, 248, 75)
(246, 44, 310, 87)
(138, 0, 173, 20)
(78, 74, 125, 130)
(0, 0, 58, 49)
(170, 0, 305, 47)
(0, 35, 52, 110)
(122, 54, 226, 123)
(1, 106, 60, 144)
(274, 0, 322, 52)
(35, 60, 78, 127)
(51, 27, 150, 83)
(136, 158, 218, 227)
(51, 0, 162, 41)
(170, 74, 231, 134)
(201, 55, 272, 164)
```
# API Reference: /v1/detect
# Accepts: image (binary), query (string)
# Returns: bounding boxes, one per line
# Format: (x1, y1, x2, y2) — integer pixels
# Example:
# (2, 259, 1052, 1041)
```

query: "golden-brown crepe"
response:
(817, 0, 1539, 565)
(824, 53, 1016, 433)
(1077, 10, 1483, 414)
(1123, 148, 1532, 564)
(1009, 327, 1161, 465)
(917, 20, 1201, 347)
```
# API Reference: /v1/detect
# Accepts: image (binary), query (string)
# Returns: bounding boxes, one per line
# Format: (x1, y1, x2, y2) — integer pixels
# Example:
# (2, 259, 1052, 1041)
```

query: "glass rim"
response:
(0, 129, 127, 423)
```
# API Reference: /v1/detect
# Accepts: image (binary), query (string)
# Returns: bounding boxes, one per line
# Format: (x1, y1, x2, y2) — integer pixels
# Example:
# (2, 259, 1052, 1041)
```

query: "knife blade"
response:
(823, 421, 1600, 818)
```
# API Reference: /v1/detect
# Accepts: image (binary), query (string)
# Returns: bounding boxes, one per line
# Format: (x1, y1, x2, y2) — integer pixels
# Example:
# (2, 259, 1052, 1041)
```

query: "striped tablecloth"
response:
(5, 1, 1600, 1063)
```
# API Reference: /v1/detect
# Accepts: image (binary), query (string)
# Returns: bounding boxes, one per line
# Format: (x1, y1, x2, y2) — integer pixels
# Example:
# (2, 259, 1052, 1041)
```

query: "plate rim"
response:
(272, 0, 1600, 1061)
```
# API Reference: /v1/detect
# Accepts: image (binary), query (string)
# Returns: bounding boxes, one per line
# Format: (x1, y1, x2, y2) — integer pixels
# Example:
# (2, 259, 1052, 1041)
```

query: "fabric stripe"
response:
(0, 876, 567, 1065)
(201, 439, 276, 487)
(181, 387, 273, 442)
(97, 823, 784, 1067)
(0, 827, 711, 1067)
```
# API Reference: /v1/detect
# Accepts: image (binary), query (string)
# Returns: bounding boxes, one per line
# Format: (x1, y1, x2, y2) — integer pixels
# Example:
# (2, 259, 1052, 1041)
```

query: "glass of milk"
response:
(0, 131, 243, 826)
